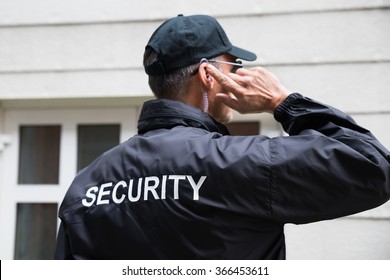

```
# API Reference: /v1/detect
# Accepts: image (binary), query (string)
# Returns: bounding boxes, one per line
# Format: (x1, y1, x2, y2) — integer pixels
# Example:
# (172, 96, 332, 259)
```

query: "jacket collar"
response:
(137, 99, 230, 135)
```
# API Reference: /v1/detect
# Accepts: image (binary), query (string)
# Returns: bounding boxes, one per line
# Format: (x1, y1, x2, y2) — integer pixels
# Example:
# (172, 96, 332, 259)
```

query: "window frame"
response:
(0, 107, 137, 259)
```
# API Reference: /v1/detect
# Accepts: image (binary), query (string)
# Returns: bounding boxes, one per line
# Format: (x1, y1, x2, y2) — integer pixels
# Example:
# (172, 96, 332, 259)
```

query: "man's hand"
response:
(207, 64, 291, 114)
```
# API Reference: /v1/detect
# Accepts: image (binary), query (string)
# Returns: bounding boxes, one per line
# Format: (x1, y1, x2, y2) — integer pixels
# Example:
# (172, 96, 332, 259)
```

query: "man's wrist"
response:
(274, 92, 303, 122)
(271, 90, 292, 112)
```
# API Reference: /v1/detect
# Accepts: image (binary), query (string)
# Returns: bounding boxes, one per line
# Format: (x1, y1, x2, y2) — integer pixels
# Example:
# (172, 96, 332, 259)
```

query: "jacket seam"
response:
(268, 140, 275, 220)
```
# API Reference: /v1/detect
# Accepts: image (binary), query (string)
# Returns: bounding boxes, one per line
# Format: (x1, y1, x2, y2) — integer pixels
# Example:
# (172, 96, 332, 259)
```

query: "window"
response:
(14, 203, 58, 259)
(18, 125, 61, 184)
(225, 121, 260, 136)
(77, 124, 120, 171)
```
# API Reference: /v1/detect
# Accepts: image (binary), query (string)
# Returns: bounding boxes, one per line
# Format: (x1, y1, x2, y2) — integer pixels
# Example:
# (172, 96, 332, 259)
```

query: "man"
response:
(55, 14, 390, 259)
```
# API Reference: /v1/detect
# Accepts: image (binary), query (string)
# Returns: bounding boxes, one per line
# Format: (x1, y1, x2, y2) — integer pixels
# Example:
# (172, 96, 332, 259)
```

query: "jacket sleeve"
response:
(270, 93, 390, 224)
(54, 222, 74, 259)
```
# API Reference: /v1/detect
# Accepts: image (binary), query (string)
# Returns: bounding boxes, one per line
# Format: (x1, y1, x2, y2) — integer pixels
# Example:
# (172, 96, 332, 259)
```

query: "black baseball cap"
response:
(144, 14, 257, 76)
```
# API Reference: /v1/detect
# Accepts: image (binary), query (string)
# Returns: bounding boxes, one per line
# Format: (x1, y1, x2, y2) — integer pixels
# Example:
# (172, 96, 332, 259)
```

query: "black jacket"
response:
(55, 93, 390, 259)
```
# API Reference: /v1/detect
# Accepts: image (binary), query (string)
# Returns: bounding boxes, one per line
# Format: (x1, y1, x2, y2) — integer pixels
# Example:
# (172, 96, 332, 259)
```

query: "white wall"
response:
(1, 0, 390, 108)
(0, 106, 5, 255)
(0, 0, 389, 259)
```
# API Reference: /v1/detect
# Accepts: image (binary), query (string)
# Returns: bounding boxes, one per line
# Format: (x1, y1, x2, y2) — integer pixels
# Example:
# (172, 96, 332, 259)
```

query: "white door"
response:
(0, 107, 137, 259)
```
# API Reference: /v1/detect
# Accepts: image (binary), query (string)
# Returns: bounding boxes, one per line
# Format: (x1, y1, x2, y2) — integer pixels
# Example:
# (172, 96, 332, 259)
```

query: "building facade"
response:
(0, 0, 389, 259)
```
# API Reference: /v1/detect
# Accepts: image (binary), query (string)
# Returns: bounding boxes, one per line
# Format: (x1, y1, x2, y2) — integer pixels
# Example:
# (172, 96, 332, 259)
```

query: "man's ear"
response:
(198, 63, 214, 89)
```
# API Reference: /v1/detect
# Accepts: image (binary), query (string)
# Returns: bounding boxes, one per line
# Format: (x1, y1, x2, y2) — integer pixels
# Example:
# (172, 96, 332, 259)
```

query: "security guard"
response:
(55, 14, 390, 259)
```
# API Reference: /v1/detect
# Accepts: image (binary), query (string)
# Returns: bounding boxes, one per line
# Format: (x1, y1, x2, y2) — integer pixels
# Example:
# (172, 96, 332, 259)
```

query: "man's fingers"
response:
(228, 72, 250, 87)
(206, 64, 243, 94)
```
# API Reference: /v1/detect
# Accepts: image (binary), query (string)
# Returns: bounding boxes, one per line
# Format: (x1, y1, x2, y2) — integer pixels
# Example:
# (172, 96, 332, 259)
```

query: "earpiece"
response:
(200, 59, 212, 82)
(200, 58, 209, 64)
(202, 89, 209, 112)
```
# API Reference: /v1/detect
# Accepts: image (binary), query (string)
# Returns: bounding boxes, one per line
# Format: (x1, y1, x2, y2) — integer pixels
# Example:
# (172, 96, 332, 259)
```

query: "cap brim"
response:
(228, 46, 257, 61)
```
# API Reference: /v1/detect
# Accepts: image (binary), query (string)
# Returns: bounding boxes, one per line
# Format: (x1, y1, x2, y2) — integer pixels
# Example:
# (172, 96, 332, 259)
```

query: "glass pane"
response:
(18, 125, 61, 184)
(225, 121, 261, 136)
(77, 124, 120, 171)
(14, 203, 58, 260)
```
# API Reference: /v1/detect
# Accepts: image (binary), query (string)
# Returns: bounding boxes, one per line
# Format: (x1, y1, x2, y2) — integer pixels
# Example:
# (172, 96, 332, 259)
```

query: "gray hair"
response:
(143, 47, 198, 100)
